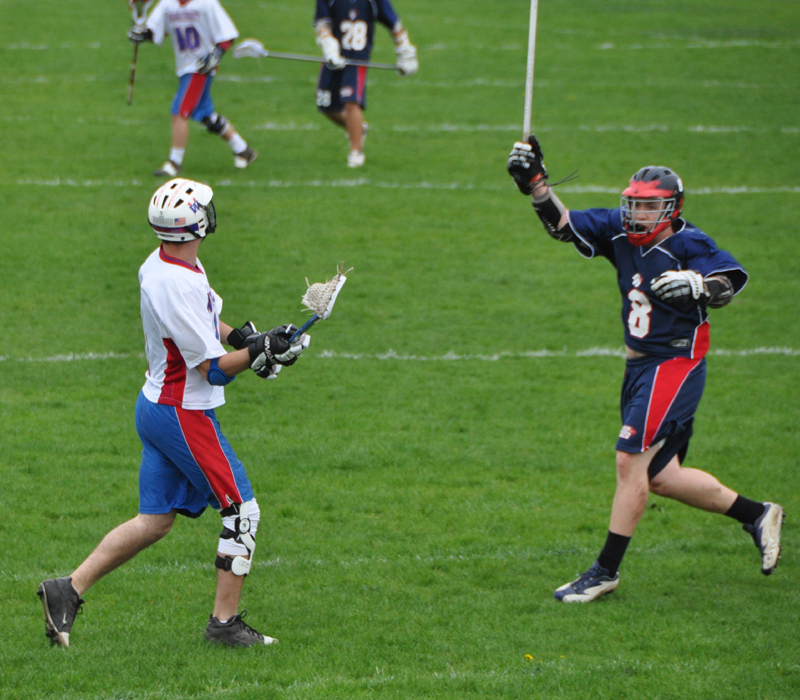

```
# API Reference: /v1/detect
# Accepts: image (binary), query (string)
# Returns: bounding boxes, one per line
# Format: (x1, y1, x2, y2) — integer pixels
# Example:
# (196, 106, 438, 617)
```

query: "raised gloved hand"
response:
(196, 45, 224, 74)
(650, 270, 709, 306)
(394, 30, 418, 76)
(507, 135, 548, 196)
(318, 35, 345, 70)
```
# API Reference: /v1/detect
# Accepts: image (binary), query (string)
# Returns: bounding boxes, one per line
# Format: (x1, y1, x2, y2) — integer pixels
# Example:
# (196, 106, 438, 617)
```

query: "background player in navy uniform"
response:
(314, 0, 418, 168)
(507, 136, 785, 602)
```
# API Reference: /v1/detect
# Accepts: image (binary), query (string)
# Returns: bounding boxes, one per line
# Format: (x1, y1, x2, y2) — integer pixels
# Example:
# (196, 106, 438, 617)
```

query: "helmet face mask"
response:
(621, 166, 684, 247)
(148, 178, 217, 242)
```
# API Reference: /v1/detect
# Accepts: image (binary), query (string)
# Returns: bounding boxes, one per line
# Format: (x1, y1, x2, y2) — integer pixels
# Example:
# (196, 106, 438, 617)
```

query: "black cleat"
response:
(37, 577, 85, 648)
(204, 611, 277, 647)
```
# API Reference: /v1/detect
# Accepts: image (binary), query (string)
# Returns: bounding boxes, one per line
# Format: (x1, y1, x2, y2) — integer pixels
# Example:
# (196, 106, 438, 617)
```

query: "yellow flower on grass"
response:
(524, 654, 534, 660)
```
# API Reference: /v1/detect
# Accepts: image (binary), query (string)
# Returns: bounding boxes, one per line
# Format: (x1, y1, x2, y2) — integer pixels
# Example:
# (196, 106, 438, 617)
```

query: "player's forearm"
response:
(219, 321, 235, 346)
(196, 348, 251, 381)
(532, 183, 571, 237)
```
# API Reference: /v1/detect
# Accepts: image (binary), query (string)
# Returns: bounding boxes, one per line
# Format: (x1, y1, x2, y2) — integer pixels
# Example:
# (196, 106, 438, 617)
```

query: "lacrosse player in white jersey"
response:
(128, 0, 258, 176)
(37, 178, 310, 648)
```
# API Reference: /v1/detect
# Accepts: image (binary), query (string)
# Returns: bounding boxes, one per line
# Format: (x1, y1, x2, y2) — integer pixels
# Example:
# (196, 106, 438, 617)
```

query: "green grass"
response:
(1, 0, 799, 698)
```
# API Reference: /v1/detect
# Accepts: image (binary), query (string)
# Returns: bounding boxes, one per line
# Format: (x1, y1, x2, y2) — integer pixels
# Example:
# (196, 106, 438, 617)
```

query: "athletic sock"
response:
(169, 148, 185, 166)
(597, 531, 631, 577)
(228, 133, 246, 153)
(724, 495, 765, 525)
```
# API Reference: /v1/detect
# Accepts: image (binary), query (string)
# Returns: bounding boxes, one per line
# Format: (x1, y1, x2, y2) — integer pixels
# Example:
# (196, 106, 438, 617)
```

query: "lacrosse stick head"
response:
(301, 266, 351, 321)
(232, 39, 269, 59)
(129, 0, 153, 23)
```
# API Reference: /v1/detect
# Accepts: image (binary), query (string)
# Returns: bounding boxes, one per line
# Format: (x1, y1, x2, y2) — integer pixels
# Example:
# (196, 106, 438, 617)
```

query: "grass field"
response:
(2, 0, 799, 698)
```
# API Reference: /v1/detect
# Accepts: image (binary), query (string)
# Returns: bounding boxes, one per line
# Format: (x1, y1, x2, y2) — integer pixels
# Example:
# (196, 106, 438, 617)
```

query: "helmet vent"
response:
(185, 187, 193, 194)
(175, 199, 184, 206)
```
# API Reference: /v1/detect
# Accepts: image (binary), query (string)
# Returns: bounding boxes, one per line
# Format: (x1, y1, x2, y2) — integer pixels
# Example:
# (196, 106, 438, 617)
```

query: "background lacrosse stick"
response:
(233, 38, 397, 71)
(127, 0, 153, 105)
(288, 266, 351, 343)
(522, 0, 540, 140)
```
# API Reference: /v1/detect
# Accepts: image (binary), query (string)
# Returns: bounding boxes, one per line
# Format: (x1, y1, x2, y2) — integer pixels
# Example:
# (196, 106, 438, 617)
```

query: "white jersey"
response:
(139, 246, 226, 410)
(146, 0, 239, 77)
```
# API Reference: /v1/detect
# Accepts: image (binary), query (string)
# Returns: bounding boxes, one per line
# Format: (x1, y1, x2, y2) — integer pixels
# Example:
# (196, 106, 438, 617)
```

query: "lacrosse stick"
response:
(522, 0, 540, 140)
(288, 265, 351, 343)
(232, 38, 397, 71)
(127, 0, 153, 105)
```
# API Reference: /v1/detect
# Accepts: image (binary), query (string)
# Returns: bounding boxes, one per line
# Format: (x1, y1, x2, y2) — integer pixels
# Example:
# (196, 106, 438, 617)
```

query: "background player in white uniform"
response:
(37, 178, 309, 648)
(128, 0, 257, 176)
(507, 136, 785, 603)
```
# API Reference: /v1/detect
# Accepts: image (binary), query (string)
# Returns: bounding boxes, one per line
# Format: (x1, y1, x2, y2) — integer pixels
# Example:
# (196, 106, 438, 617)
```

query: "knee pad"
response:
(215, 500, 260, 576)
(202, 112, 229, 135)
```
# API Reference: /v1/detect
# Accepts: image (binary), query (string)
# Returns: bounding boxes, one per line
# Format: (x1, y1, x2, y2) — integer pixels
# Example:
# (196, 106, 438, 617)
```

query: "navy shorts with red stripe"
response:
(135, 391, 254, 517)
(170, 73, 216, 121)
(316, 64, 368, 113)
(616, 355, 707, 479)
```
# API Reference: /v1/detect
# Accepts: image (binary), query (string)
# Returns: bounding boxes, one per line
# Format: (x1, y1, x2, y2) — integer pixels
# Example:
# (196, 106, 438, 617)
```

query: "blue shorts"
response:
(316, 64, 368, 113)
(135, 392, 254, 517)
(171, 73, 215, 121)
(616, 355, 707, 479)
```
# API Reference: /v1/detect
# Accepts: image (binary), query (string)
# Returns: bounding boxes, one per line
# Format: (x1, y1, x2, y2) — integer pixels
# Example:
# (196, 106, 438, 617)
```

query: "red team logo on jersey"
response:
(619, 425, 637, 440)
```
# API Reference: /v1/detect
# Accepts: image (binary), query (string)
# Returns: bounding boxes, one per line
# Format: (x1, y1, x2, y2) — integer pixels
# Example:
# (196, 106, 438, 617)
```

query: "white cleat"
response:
(153, 160, 181, 177)
(554, 561, 619, 603)
(743, 502, 785, 575)
(234, 147, 258, 169)
(347, 150, 365, 168)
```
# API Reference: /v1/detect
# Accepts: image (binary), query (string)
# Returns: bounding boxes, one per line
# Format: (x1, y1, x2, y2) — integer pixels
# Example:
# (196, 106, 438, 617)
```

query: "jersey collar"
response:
(159, 246, 202, 273)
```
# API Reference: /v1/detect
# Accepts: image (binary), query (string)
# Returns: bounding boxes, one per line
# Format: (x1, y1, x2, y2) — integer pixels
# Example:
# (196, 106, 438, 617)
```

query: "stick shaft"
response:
(127, 43, 139, 105)
(243, 48, 396, 70)
(522, 0, 539, 140)
(289, 315, 319, 343)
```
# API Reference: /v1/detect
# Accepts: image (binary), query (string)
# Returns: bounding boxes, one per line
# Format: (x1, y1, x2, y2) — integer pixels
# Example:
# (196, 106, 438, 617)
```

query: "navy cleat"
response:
(37, 577, 85, 647)
(743, 502, 785, 575)
(554, 561, 619, 603)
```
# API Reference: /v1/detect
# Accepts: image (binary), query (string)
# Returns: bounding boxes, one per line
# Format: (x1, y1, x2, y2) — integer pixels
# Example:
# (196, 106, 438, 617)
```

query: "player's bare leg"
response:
(649, 455, 738, 513)
(555, 449, 653, 602)
(38, 512, 175, 646)
(213, 561, 246, 622)
(70, 512, 177, 594)
(155, 116, 190, 176)
(608, 449, 654, 536)
(322, 107, 367, 167)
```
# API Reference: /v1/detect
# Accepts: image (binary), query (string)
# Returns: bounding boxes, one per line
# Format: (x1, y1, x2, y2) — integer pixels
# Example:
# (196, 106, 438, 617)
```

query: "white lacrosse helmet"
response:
(148, 178, 217, 242)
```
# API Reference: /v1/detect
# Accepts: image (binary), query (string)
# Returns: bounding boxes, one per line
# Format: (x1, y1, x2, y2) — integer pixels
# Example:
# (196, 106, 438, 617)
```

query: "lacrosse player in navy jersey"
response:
(507, 136, 785, 602)
(128, 0, 258, 176)
(314, 0, 418, 167)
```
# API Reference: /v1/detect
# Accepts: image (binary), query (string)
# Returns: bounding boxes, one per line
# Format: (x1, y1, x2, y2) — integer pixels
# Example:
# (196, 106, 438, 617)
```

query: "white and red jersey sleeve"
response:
(147, 0, 239, 77)
(139, 247, 227, 410)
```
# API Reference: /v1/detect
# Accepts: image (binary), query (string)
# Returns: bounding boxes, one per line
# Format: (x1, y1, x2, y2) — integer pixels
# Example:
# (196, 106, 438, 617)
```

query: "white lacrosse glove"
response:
(318, 35, 346, 70)
(393, 30, 418, 76)
(128, 24, 151, 43)
(650, 270, 710, 306)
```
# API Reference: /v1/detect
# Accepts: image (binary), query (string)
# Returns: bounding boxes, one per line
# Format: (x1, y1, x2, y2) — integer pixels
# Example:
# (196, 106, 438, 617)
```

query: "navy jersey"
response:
(315, 0, 399, 60)
(567, 208, 748, 359)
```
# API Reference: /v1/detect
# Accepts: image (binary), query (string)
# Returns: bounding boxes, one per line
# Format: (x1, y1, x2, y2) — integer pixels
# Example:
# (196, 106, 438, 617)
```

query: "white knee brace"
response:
(216, 499, 260, 576)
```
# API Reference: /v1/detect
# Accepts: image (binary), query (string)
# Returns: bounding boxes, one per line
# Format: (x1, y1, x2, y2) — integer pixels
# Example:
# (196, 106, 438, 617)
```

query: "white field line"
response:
(251, 123, 800, 134)
(8, 177, 800, 195)
(599, 39, 800, 50)
(2, 347, 798, 364)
